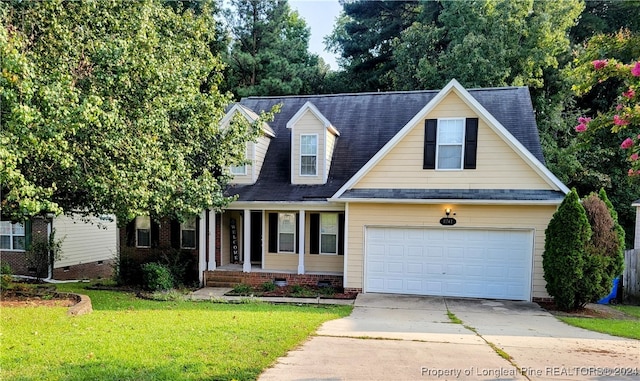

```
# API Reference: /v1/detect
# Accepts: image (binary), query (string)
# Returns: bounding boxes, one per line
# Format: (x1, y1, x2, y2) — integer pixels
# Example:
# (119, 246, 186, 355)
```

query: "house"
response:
(123, 79, 569, 301)
(0, 214, 116, 280)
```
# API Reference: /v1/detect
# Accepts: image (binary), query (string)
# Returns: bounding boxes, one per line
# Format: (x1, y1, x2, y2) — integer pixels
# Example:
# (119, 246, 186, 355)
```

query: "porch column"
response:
(243, 209, 251, 272)
(208, 210, 216, 271)
(298, 210, 305, 274)
(198, 210, 207, 285)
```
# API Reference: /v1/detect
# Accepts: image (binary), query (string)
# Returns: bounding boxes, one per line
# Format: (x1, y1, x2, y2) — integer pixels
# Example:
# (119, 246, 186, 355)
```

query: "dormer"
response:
(286, 102, 340, 185)
(220, 104, 275, 184)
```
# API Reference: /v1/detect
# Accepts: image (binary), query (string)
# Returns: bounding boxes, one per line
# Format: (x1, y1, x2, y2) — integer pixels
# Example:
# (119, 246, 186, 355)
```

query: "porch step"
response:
(205, 273, 244, 288)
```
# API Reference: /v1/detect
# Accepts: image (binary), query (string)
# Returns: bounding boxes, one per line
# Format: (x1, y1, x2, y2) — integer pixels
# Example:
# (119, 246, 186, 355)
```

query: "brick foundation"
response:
(532, 297, 554, 303)
(206, 270, 343, 289)
(52, 259, 115, 280)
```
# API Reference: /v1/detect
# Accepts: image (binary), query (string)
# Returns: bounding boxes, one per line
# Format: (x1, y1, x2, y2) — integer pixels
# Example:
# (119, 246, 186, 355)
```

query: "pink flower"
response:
(614, 115, 629, 126)
(621, 137, 634, 149)
(617, 104, 624, 111)
(623, 88, 635, 99)
(631, 153, 639, 161)
(629, 169, 635, 176)
(575, 124, 587, 132)
(592, 60, 608, 69)
(632, 62, 640, 77)
(577, 116, 592, 124)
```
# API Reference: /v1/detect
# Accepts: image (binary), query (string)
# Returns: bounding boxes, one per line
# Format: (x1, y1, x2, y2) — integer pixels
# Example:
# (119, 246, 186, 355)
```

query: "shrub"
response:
(261, 282, 276, 292)
(231, 283, 253, 295)
(1, 262, 13, 290)
(26, 229, 63, 280)
(543, 188, 591, 310)
(141, 262, 174, 291)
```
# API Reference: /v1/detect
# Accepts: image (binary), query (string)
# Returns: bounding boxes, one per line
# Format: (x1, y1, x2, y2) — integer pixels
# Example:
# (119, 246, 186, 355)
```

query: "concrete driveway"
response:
(259, 294, 640, 381)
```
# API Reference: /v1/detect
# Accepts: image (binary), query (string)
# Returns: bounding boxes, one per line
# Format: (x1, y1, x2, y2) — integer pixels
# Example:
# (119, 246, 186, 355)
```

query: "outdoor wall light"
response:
(445, 208, 452, 217)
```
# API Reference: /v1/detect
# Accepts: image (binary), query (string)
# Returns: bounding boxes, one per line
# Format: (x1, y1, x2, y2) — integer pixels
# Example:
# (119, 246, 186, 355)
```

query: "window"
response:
(230, 164, 247, 175)
(300, 134, 317, 176)
(136, 216, 151, 248)
(181, 218, 197, 249)
(320, 213, 338, 255)
(278, 213, 296, 252)
(436, 119, 465, 169)
(0, 221, 25, 251)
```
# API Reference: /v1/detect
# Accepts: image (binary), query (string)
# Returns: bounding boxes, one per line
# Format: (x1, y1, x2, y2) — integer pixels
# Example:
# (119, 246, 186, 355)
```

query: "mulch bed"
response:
(1, 294, 76, 308)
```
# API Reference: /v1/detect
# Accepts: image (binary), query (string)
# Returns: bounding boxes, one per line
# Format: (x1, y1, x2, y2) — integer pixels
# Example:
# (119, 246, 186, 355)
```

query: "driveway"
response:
(259, 294, 640, 381)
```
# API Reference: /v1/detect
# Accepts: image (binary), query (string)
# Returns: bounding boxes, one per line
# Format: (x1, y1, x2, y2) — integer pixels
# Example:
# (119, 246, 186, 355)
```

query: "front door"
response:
(250, 211, 262, 263)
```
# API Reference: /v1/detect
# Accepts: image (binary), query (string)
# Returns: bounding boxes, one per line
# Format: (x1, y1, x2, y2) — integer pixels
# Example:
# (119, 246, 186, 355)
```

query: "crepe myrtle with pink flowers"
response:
(574, 58, 640, 175)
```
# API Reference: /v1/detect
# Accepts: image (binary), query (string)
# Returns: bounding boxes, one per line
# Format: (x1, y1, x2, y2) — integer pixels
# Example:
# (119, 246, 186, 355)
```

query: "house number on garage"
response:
(439, 217, 457, 226)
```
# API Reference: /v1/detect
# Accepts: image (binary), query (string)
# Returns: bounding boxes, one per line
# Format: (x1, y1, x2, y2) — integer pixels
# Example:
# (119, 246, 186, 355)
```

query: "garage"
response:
(365, 227, 533, 300)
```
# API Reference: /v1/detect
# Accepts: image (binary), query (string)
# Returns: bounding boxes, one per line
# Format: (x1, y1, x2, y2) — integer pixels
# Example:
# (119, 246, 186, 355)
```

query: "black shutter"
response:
(423, 119, 437, 169)
(338, 213, 345, 256)
(295, 213, 300, 253)
(310, 213, 320, 254)
(126, 219, 135, 247)
(464, 118, 479, 169)
(171, 220, 180, 249)
(151, 220, 160, 247)
(195, 217, 200, 250)
(25, 220, 32, 250)
(268, 213, 277, 253)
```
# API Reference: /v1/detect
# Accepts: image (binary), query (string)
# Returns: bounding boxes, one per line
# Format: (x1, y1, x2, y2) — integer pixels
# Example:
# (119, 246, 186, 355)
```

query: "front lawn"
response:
(557, 305, 640, 340)
(1, 282, 352, 381)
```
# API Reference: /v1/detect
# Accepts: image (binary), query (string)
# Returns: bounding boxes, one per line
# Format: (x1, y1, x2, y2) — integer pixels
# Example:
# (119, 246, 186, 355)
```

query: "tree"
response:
(222, 0, 326, 98)
(543, 188, 590, 310)
(1, 0, 270, 224)
(570, 0, 640, 44)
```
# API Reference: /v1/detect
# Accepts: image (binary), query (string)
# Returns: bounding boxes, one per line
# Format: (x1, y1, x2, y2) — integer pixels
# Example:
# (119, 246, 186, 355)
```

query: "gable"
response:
(352, 91, 554, 191)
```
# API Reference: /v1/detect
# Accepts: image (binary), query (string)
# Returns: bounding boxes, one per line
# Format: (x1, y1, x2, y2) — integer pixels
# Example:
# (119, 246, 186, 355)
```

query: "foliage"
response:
(25, 229, 63, 280)
(261, 281, 276, 292)
(570, 30, 640, 175)
(0, 262, 12, 290)
(231, 283, 253, 295)
(570, 0, 640, 44)
(222, 0, 326, 98)
(1, 0, 272, 224)
(141, 262, 174, 291)
(2, 282, 352, 381)
(115, 246, 197, 288)
(543, 189, 591, 310)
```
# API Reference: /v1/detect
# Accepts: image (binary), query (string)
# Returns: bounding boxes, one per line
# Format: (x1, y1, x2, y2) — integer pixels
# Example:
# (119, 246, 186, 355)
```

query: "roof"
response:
(338, 189, 566, 203)
(226, 84, 548, 202)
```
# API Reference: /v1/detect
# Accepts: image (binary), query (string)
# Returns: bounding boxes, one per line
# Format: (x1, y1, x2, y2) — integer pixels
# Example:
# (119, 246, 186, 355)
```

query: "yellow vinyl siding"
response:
(292, 111, 326, 184)
(53, 214, 117, 268)
(254, 135, 270, 182)
(346, 202, 557, 300)
(264, 253, 298, 271)
(305, 254, 343, 273)
(325, 132, 337, 181)
(230, 143, 253, 185)
(353, 92, 555, 190)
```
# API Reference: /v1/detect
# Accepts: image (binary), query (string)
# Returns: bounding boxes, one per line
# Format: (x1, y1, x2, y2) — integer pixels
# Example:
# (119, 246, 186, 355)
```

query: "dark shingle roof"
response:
(340, 189, 565, 202)
(226, 87, 545, 202)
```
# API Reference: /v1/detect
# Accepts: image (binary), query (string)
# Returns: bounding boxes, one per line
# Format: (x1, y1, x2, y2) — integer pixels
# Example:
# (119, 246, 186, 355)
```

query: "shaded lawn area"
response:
(1, 282, 352, 381)
(558, 305, 640, 340)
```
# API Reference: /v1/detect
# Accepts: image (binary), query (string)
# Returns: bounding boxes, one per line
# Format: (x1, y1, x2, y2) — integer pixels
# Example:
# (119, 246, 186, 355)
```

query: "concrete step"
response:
(206, 281, 241, 288)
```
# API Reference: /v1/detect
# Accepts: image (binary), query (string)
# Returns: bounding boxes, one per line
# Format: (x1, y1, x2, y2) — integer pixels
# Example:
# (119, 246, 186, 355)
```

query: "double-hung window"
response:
(230, 164, 247, 176)
(0, 221, 25, 251)
(436, 119, 465, 170)
(136, 216, 151, 248)
(320, 213, 338, 255)
(300, 134, 317, 176)
(180, 218, 197, 249)
(278, 213, 296, 252)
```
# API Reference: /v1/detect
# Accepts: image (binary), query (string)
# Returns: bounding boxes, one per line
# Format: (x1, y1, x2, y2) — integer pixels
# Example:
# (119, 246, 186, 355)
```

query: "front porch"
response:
(204, 264, 343, 289)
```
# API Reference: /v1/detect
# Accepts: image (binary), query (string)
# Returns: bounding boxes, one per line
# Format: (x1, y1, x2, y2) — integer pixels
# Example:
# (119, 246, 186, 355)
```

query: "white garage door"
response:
(365, 227, 533, 300)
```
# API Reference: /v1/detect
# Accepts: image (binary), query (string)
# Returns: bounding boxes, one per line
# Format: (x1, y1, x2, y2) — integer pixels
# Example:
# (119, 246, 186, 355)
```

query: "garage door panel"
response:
(365, 227, 532, 300)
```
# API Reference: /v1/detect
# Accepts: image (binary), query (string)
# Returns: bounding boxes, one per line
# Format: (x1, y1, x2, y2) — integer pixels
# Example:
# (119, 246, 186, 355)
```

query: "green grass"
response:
(613, 305, 640, 319)
(1, 282, 352, 381)
(558, 305, 640, 340)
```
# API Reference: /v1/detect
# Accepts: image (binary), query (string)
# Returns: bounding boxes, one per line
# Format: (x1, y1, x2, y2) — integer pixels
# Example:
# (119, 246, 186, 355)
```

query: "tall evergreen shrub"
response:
(543, 188, 591, 310)
(598, 188, 625, 279)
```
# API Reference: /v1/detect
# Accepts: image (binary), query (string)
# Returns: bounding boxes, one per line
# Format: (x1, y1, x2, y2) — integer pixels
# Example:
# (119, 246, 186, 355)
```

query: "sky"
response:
(289, 0, 342, 69)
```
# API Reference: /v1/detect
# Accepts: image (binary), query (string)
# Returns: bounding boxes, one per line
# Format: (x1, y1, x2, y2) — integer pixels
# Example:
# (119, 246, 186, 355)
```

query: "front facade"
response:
(150, 79, 567, 301)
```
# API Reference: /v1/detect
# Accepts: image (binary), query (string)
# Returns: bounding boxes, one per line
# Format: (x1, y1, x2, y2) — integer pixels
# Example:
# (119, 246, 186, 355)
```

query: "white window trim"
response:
(135, 216, 151, 248)
(0, 221, 26, 252)
(180, 218, 197, 249)
(435, 118, 465, 171)
(319, 213, 338, 255)
(230, 164, 247, 176)
(278, 213, 296, 253)
(300, 133, 318, 176)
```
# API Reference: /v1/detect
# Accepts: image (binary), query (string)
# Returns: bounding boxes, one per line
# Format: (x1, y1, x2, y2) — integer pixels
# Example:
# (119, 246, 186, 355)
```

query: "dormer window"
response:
(300, 134, 318, 176)
(230, 164, 247, 176)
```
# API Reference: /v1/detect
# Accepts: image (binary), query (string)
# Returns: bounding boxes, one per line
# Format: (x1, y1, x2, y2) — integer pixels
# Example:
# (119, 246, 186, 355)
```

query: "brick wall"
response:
(206, 270, 343, 289)
(1, 218, 50, 277)
(52, 259, 115, 280)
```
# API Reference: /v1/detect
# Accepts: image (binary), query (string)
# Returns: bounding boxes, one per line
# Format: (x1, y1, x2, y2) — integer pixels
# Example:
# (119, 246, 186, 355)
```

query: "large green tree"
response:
(1, 0, 267, 224)
(222, 0, 327, 98)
